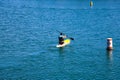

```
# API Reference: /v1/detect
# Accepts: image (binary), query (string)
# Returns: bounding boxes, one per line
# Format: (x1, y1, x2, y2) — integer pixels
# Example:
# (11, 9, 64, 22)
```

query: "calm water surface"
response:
(0, 0, 120, 80)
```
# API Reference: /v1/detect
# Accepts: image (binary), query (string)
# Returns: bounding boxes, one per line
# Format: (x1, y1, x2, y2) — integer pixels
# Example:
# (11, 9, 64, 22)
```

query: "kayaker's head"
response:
(60, 33, 63, 35)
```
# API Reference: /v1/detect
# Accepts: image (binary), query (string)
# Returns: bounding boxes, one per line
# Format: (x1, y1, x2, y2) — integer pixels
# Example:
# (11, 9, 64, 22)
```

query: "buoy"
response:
(90, 1, 93, 7)
(106, 38, 113, 50)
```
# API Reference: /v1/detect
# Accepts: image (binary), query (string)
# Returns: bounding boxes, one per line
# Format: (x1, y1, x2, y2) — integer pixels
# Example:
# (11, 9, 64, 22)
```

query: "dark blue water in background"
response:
(0, 0, 120, 80)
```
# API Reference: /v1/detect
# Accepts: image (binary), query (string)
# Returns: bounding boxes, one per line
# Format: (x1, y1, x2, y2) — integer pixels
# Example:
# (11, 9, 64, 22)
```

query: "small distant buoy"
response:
(106, 38, 113, 50)
(90, 1, 93, 7)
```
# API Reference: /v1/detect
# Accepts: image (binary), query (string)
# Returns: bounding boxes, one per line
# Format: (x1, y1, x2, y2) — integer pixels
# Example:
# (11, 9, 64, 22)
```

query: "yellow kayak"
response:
(56, 39, 71, 48)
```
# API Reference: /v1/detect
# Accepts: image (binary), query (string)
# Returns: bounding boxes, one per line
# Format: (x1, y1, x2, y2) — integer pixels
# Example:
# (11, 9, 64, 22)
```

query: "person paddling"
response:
(58, 33, 67, 45)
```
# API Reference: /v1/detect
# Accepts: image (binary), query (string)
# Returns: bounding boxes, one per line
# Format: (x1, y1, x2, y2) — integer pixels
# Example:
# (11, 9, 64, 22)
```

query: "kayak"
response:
(56, 39, 71, 48)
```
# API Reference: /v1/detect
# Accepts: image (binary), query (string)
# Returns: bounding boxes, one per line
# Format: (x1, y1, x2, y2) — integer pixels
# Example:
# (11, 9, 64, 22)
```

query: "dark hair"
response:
(60, 33, 63, 35)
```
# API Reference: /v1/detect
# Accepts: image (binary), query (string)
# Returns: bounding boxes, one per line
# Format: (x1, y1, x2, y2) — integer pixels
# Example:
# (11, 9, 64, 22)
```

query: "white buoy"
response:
(106, 38, 113, 50)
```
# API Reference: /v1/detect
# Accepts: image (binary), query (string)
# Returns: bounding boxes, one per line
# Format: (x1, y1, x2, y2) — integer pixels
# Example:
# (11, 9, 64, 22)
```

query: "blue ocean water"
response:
(0, 0, 120, 80)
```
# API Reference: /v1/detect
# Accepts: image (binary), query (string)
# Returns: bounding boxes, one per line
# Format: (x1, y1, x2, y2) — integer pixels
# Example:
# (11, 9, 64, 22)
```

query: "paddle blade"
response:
(70, 38, 74, 40)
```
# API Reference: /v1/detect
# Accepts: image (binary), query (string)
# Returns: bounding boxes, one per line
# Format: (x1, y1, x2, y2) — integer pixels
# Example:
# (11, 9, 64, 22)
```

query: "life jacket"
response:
(58, 35, 64, 44)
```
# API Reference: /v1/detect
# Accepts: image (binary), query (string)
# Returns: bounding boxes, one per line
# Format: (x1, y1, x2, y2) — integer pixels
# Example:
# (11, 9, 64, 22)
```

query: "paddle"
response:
(69, 37, 74, 40)
(56, 30, 74, 40)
